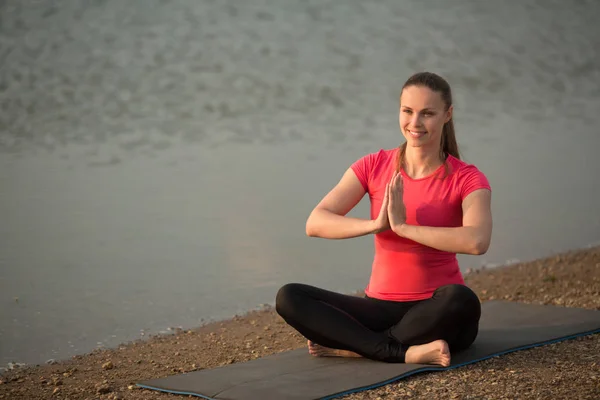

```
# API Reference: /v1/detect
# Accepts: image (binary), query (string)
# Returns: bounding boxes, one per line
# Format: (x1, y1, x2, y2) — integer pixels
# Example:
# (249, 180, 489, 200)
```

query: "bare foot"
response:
(307, 340, 362, 358)
(405, 339, 451, 367)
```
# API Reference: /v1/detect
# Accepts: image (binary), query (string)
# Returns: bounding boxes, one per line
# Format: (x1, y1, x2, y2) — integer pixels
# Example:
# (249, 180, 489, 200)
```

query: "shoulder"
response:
(446, 156, 491, 197)
(353, 147, 398, 168)
(350, 148, 398, 190)
(447, 156, 487, 178)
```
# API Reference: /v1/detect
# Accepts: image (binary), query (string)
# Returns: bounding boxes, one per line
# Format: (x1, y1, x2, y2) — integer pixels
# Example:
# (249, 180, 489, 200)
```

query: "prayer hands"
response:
(372, 172, 406, 235)
(372, 181, 391, 233)
(387, 172, 406, 233)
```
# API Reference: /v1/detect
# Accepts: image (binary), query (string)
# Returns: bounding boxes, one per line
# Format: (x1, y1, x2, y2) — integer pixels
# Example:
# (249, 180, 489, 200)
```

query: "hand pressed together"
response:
(372, 182, 391, 233)
(387, 172, 407, 234)
(372, 172, 407, 235)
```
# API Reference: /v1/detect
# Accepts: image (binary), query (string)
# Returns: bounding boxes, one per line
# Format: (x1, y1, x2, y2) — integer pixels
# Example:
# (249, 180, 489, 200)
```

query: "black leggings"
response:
(275, 283, 481, 363)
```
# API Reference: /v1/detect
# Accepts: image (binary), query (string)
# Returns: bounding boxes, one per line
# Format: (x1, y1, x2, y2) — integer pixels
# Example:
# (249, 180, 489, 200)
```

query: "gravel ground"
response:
(1, 246, 599, 400)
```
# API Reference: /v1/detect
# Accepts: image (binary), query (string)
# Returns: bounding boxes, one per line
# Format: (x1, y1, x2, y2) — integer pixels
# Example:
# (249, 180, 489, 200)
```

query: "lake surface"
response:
(1, 0, 600, 367)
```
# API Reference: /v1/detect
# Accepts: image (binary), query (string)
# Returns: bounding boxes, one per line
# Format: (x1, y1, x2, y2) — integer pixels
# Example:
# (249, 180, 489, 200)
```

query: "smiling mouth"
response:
(407, 130, 427, 138)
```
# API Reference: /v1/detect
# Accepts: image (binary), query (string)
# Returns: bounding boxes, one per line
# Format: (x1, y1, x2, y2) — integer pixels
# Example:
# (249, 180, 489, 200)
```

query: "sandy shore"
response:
(1, 246, 599, 400)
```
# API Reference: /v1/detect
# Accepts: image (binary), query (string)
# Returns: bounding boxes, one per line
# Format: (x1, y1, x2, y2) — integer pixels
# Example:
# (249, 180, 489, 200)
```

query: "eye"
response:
(403, 109, 412, 114)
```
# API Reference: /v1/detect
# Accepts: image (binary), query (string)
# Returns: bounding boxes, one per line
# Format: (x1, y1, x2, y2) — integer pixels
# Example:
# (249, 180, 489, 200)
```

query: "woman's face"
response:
(399, 85, 452, 150)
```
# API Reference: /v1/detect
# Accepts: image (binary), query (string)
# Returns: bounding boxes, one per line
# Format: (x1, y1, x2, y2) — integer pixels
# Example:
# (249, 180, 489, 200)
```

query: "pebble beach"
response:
(1, 245, 599, 399)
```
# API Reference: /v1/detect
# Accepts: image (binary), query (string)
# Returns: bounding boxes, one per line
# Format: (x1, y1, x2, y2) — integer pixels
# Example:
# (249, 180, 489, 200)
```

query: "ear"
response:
(445, 105, 453, 123)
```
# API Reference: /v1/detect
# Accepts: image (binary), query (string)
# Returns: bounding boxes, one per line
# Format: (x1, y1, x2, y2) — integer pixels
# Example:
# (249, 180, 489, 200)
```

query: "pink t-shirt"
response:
(351, 148, 491, 301)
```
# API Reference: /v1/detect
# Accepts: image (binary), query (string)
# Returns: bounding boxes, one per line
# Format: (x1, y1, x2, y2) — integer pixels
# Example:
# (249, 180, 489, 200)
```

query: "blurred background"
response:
(1, 0, 599, 367)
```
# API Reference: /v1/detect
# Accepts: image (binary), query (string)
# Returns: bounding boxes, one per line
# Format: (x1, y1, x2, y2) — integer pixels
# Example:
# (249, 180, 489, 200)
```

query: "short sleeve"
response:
(459, 165, 491, 200)
(350, 152, 377, 192)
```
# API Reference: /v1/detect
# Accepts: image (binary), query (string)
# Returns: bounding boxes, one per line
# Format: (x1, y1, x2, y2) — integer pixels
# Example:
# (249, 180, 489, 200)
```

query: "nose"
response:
(409, 114, 423, 129)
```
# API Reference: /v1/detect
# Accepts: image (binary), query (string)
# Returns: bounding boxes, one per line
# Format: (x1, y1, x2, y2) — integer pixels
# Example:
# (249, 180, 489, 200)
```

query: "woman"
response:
(275, 72, 492, 367)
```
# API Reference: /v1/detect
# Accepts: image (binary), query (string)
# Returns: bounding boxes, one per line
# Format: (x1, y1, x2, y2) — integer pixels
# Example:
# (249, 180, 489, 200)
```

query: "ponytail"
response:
(441, 118, 459, 160)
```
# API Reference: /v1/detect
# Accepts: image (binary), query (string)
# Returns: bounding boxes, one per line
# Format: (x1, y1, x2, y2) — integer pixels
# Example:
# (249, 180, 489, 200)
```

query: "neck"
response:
(402, 145, 444, 179)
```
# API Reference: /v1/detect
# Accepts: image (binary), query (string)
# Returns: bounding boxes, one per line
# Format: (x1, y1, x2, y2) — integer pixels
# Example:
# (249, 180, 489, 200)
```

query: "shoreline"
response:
(3, 241, 597, 370)
(1, 245, 599, 399)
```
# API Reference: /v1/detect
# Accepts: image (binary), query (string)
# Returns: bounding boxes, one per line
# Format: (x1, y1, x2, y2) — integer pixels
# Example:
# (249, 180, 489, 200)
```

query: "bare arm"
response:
(392, 189, 492, 255)
(306, 168, 381, 239)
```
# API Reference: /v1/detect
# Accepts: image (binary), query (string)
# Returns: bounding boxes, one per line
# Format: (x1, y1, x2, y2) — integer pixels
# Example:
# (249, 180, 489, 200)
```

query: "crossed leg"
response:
(275, 283, 481, 366)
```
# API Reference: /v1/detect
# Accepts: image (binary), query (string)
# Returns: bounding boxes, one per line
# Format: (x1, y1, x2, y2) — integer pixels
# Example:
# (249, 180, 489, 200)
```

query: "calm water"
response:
(1, 0, 600, 367)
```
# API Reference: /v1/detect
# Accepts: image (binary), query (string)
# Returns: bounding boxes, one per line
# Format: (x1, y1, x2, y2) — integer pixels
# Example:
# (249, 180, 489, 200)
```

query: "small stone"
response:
(46, 359, 57, 365)
(102, 361, 114, 370)
(52, 387, 60, 395)
(127, 385, 137, 390)
(96, 383, 111, 394)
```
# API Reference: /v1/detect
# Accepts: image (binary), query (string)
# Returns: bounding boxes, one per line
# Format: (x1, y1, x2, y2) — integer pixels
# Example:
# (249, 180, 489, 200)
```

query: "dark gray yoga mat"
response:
(137, 301, 600, 399)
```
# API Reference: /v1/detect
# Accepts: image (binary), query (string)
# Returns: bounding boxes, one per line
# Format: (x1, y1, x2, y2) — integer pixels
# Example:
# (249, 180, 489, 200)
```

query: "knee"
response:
(436, 284, 481, 316)
(275, 283, 303, 319)
(436, 283, 479, 303)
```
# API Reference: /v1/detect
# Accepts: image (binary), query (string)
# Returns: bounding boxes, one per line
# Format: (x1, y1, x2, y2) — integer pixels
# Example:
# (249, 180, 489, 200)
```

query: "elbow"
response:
(305, 214, 319, 237)
(305, 223, 317, 237)
(471, 239, 490, 255)
(306, 207, 330, 238)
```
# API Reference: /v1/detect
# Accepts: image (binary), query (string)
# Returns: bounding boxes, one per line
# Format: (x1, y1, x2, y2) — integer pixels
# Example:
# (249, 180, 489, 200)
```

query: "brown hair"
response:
(395, 72, 460, 174)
